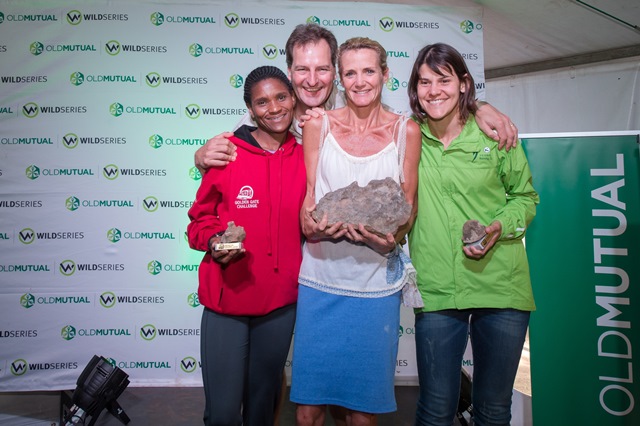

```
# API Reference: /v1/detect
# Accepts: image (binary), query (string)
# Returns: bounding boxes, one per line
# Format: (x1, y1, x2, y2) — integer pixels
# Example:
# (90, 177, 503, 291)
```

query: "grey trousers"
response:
(200, 304, 296, 426)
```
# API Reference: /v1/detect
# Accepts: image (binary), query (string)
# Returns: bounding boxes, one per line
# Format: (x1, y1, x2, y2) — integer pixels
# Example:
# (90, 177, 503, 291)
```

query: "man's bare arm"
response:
(475, 101, 518, 151)
(194, 132, 237, 174)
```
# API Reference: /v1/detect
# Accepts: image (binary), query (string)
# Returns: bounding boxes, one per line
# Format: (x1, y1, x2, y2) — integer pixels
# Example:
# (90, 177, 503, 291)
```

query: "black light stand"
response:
(60, 355, 130, 426)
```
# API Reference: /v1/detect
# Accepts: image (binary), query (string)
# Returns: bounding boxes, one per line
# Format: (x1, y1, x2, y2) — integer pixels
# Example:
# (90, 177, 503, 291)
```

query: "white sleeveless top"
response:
(299, 114, 410, 297)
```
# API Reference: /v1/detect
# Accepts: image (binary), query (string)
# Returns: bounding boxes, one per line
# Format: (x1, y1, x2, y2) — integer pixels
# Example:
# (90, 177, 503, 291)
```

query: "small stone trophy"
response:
(213, 221, 246, 251)
(462, 220, 490, 250)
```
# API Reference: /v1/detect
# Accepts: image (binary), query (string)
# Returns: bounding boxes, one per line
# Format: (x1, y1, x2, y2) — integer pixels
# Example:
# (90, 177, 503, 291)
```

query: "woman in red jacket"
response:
(187, 65, 306, 426)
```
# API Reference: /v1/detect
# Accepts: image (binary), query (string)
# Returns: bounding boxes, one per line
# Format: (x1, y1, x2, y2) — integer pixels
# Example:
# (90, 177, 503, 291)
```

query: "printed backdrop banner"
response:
(0, 1, 483, 390)
(523, 134, 640, 425)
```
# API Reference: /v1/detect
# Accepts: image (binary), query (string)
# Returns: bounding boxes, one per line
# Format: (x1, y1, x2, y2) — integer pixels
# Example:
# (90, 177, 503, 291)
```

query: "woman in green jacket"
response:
(407, 43, 540, 426)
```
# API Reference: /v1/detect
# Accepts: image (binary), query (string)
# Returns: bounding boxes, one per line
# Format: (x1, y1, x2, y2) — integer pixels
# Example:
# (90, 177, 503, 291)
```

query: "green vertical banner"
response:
(522, 134, 640, 425)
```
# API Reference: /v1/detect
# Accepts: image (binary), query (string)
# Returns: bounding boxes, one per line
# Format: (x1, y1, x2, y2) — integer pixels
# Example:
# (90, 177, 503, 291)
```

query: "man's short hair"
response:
(285, 23, 338, 69)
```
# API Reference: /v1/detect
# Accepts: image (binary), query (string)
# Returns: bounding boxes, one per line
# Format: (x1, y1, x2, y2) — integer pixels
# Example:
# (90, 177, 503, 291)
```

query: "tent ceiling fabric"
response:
(297, 0, 640, 78)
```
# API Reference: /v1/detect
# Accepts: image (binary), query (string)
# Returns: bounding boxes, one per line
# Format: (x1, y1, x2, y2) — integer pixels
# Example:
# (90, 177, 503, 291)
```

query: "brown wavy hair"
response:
(408, 43, 476, 124)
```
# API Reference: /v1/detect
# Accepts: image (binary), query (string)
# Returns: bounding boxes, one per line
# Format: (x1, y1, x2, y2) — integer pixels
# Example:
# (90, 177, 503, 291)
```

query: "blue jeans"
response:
(414, 309, 530, 426)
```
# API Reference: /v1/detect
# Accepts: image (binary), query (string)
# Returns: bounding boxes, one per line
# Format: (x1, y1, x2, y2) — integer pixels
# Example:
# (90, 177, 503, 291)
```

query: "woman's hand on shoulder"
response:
(406, 118, 420, 136)
(299, 107, 326, 128)
(405, 119, 422, 152)
(301, 111, 325, 139)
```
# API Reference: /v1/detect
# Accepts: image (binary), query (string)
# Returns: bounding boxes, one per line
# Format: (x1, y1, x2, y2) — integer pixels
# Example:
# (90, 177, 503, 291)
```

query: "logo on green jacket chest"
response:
(471, 146, 492, 162)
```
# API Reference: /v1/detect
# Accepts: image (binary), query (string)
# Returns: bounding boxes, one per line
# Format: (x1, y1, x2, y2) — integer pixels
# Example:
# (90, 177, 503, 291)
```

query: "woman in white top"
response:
(290, 37, 421, 426)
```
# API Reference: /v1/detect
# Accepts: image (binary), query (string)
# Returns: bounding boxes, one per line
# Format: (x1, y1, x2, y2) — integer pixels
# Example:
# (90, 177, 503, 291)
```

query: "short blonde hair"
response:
(337, 37, 388, 76)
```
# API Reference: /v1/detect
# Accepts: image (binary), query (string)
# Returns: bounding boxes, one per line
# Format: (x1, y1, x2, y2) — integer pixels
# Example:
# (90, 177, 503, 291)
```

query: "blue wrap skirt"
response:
(289, 285, 401, 413)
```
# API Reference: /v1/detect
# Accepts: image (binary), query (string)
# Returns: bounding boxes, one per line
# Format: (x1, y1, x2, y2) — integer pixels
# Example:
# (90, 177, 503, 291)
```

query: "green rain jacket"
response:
(409, 117, 540, 313)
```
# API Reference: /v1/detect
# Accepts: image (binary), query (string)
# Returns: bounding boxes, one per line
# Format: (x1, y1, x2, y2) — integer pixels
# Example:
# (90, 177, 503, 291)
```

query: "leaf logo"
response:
(30, 41, 44, 56)
(149, 134, 163, 149)
(189, 166, 202, 181)
(385, 76, 400, 91)
(148, 260, 162, 275)
(20, 293, 35, 309)
(189, 43, 203, 57)
(187, 292, 200, 308)
(70, 71, 84, 86)
(61, 325, 76, 340)
(110, 102, 123, 117)
(66, 196, 80, 211)
(107, 228, 121, 243)
(25, 165, 40, 180)
(460, 20, 474, 34)
(150, 12, 164, 26)
(229, 74, 244, 89)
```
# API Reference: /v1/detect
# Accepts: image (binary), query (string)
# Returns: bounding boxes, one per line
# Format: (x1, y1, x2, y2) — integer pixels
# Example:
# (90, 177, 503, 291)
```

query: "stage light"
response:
(62, 355, 130, 426)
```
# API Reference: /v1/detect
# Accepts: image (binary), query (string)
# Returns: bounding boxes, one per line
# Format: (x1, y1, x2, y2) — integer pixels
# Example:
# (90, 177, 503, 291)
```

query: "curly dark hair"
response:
(243, 66, 293, 105)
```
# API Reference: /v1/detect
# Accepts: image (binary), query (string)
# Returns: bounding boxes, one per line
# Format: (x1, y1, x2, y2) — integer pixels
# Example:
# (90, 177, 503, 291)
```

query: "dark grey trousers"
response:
(200, 304, 296, 426)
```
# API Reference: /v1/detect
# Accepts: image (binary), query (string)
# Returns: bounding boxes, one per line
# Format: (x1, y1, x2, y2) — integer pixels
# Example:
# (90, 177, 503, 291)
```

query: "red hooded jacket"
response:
(187, 127, 306, 316)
